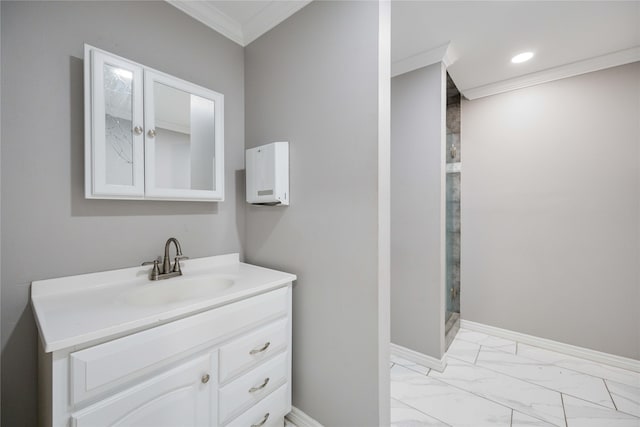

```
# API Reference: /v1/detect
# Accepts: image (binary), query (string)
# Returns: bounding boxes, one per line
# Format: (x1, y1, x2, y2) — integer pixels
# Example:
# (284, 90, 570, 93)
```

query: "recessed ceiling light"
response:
(511, 52, 534, 64)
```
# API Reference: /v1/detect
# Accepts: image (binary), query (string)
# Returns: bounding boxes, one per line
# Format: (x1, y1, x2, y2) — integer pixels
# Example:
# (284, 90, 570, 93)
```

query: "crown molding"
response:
(462, 46, 640, 100)
(167, 1, 311, 47)
(391, 42, 454, 78)
(243, 1, 312, 45)
(168, 1, 244, 45)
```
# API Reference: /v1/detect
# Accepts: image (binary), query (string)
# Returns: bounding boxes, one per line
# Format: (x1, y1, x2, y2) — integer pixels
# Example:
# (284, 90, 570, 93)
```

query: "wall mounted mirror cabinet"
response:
(84, 45, 224, 201)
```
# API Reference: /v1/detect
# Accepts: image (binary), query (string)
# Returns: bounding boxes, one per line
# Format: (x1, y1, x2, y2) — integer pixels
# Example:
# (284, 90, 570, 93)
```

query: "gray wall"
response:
(391, 63, 446, 359)
(1, 2, 245, 424)
(461, 62, 640, 360)
(0, 3, 3, 419)
(244, 2, 387, 425)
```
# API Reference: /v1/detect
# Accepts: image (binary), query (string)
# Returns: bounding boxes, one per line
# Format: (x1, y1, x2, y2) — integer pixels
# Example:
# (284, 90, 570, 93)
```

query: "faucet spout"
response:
(143, 237, 188, 281)
(163, 237, 183, 274)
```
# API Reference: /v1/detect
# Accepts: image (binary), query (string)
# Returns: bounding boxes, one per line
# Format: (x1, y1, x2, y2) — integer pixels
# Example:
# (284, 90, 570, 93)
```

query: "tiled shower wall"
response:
(446, 74, 461, 320)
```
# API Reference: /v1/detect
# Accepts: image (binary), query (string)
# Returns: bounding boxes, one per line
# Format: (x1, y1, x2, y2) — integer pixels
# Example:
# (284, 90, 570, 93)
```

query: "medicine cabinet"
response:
(84, 45, 224, 201)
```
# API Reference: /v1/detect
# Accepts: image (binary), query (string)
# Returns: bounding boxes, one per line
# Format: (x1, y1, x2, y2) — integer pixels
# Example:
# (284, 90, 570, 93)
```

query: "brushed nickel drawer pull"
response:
(201, 373, 210, 384)
(249, 377, 270, 393)
(249, 341, 271, 355)
(251, 412, 270, 427)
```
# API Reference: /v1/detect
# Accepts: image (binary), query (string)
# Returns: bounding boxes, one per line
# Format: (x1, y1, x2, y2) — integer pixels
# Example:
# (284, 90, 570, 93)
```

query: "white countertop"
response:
(31, 254, 296, 353)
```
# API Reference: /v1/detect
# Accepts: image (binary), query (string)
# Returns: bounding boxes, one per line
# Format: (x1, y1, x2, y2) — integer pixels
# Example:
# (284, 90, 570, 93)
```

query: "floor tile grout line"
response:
(391, 361, 430, 376)
(463, 339, 626, 408)
(455, 335, 517, 354)
(603, 378, 618, 411)
(509, 408, 513, 427)
(560, 393, 569, 427)
(391, 397, 453, 427)
(422, 369, 561, 426)
(452, 335, 634, 408)
(441, 354, 629, 423)
(491, 338, 640, 381)
(458, 331, 639, 379)
(559, 390, 640, 420)
(447, 352, 479, 365)
(473, 344, 482, 365)
(496, 356, 639, 393)
(460, 352, 619, 412)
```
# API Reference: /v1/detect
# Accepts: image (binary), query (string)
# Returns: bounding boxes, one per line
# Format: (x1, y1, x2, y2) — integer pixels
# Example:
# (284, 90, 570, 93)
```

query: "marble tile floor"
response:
(391, 328, 640, 427)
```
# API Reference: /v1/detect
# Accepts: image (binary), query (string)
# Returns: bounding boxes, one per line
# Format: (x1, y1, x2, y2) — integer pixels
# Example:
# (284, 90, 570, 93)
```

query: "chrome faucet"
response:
(142, 237, 189, 280)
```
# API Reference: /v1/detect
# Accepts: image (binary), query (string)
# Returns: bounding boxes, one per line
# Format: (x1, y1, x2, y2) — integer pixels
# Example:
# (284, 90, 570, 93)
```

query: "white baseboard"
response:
(286, 406, 323, 427)
(460, 319, 640, 373)
(390, 343, 447, 372)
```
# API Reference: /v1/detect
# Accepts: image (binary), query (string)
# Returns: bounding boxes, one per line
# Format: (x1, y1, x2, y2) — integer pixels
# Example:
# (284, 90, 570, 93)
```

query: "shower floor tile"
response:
(391, 328, 640, 427)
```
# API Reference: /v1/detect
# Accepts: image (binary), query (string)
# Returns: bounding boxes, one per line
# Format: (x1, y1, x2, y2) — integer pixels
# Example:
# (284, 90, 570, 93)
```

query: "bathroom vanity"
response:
(31, 254, 295, 427)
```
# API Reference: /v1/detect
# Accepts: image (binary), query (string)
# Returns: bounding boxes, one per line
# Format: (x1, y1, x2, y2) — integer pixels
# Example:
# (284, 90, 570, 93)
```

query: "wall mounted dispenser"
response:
(246, 141, 289, 206)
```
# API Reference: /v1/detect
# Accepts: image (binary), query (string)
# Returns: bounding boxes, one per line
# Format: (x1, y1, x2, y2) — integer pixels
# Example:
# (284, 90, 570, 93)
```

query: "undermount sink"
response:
(121, 276, 235, 306)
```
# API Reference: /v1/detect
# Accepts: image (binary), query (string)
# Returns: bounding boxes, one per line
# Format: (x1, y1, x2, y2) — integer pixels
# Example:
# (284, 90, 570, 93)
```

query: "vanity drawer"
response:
(69, 287, 289, 405)
(224, 383, 289, 427)
(219, 317, 289, 383)
(219, 352, 288, 423)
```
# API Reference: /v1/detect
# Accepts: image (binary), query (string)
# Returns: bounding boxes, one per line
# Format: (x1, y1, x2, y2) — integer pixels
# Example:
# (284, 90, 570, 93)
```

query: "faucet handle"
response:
(172, 256, 188, 273)
(142, 260, 160, 280)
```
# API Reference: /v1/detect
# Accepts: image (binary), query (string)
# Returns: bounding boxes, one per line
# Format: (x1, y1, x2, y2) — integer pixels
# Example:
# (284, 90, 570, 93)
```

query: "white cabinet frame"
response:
(84, 44, 225, 202)
(143, 70, 225, 201)
(85, 48, 145, 198)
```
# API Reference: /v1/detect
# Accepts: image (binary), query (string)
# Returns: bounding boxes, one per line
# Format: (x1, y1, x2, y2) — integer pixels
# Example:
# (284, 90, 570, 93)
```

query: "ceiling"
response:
(168, 1, 640, 99)
(392, 1, 640, 98)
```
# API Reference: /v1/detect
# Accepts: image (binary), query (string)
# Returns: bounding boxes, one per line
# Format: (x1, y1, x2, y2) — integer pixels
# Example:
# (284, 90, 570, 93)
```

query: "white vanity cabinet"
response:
(35, 269, 293, 427)
(85, 45, 224, 201)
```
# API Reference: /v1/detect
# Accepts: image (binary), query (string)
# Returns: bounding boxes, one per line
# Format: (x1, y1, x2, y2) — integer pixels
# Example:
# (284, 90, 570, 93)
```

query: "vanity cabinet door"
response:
(71, 354, 216, 427)
(143, 70, 224, 201)
(86, 49, 145, 198)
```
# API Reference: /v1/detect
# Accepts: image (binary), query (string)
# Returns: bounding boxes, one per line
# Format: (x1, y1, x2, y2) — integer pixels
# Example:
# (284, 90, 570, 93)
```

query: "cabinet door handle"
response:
(133, 126, 143, 135)
(251, 413, 270, 427)
(249, 377, 270, 393)
(201, 373, 210, 384)
(249, 341, 271, 355)
(147, 129, 156, 138)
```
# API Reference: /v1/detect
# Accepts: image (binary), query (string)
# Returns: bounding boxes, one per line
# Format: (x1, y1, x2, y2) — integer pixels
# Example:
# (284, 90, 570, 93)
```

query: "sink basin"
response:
(121, 276, 235, 306)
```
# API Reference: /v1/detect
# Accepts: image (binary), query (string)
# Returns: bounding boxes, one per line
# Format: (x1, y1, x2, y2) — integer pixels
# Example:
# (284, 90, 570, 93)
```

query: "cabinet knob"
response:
(147, 129, 156, 138)
(249, 341, 271, 355)
(133, 126, 143, 135)
(201, 373, 210, 384)
(251, 413, 270, 427)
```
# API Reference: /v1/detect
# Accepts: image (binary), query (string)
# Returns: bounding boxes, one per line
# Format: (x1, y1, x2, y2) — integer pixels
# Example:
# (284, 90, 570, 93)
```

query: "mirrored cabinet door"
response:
(143, 70, 224, 201)
(87, 50, 145, 198)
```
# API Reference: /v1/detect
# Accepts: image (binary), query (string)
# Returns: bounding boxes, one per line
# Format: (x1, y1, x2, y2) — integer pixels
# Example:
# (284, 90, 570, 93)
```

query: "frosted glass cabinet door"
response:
(143, 70, 224, 201)
(87, 49, 145, 198)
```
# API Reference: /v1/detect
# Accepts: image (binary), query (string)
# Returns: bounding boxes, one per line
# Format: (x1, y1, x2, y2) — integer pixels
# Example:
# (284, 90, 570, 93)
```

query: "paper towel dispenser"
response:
(246, 141, 289, 206)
